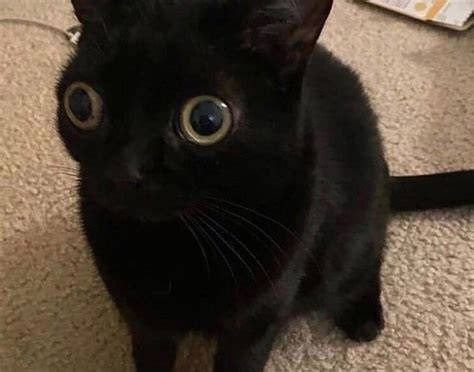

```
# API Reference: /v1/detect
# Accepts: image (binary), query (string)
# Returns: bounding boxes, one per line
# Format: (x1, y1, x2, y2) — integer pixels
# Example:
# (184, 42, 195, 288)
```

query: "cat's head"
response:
(56, 0, 332, 221)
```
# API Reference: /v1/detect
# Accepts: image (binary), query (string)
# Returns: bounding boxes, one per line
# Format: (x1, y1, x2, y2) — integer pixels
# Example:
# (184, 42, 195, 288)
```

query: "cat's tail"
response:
(390, 171, 474, 212)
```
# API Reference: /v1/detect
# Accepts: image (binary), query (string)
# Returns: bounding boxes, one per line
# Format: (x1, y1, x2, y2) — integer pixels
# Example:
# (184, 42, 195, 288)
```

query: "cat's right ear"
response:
(71, 0, 111, 24)
(241, 0, 333, 76)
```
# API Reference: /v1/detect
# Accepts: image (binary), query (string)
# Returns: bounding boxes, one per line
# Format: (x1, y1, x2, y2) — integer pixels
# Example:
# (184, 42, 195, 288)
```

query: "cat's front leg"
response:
(213, 316, 282, 372)
(131, 328, 183, 372)
(322, 219, 387, 342)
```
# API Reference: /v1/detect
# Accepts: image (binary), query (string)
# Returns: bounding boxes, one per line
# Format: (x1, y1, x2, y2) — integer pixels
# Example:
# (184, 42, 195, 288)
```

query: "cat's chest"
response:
(82, 204, 285, 329)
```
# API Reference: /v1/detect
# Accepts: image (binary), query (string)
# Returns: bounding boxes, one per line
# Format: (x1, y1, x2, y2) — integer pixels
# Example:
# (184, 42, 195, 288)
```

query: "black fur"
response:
(56, 1, 472, 371)
(391, 171, 474, 211)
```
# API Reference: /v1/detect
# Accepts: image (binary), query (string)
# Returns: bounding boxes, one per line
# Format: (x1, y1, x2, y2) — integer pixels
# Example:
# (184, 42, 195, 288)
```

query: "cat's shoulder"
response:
(302, 45, 382, 162)
(302, 45, 377, 132)
(304, 45, 368, 104)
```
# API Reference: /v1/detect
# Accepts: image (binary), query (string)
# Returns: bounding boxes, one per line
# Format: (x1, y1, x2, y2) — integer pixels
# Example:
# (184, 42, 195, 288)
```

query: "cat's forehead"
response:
(94, 2, 239, 70)
(111, 0, 239, 39)
(72, 1, 252, 83)
(108, 29, 229, 91)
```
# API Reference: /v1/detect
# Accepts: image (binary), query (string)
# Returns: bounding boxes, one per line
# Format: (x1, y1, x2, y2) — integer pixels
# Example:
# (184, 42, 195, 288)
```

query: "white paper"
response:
(365, 0, 474, 30)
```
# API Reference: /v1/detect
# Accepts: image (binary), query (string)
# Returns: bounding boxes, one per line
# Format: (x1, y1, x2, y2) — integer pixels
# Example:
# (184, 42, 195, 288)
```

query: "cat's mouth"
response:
(82, 178, 192, 222)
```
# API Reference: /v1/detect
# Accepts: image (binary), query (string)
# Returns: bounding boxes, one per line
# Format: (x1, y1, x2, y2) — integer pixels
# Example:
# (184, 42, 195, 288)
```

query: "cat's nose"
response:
(122, 169, 144, 190)
(108, 140, 153, 191)
(108, 165, 145, 191)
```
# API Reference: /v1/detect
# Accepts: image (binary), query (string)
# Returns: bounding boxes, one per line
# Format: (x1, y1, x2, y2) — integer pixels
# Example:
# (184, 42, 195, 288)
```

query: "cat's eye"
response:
(179, 95, 232, 146)
(64, 82, 103, 131)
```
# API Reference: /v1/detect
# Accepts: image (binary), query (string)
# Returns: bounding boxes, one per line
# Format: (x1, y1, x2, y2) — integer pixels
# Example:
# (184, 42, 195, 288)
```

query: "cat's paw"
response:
(335, 304, 385, 343)
(338, 319, 384, 342)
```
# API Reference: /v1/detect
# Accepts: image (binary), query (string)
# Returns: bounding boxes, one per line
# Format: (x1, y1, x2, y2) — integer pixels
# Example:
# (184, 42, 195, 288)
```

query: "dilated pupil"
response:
(190, 101, 224, 136)
(69, 88, 92, 122)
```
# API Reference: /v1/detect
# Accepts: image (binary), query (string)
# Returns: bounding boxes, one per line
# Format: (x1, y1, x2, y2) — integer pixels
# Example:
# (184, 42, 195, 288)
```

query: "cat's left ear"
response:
(71, 0, 111, 24)
(243, 0, 333, 75)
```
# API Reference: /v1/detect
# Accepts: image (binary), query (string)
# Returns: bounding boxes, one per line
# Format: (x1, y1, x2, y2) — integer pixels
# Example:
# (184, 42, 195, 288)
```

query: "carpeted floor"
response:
(1, 1, 473, 371)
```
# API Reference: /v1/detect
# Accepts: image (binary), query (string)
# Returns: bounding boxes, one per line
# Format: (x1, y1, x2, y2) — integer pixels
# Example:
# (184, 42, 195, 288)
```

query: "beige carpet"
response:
(1, 1, 473, 371)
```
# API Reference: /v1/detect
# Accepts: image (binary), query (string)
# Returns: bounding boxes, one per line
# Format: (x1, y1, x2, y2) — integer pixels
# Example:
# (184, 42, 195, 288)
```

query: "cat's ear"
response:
(242, 0, 333, 75)
(71, 0, 111, 24)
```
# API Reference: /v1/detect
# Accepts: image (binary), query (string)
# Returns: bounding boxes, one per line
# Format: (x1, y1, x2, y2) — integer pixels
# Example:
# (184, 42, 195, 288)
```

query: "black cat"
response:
(56, 1, 473, 371)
